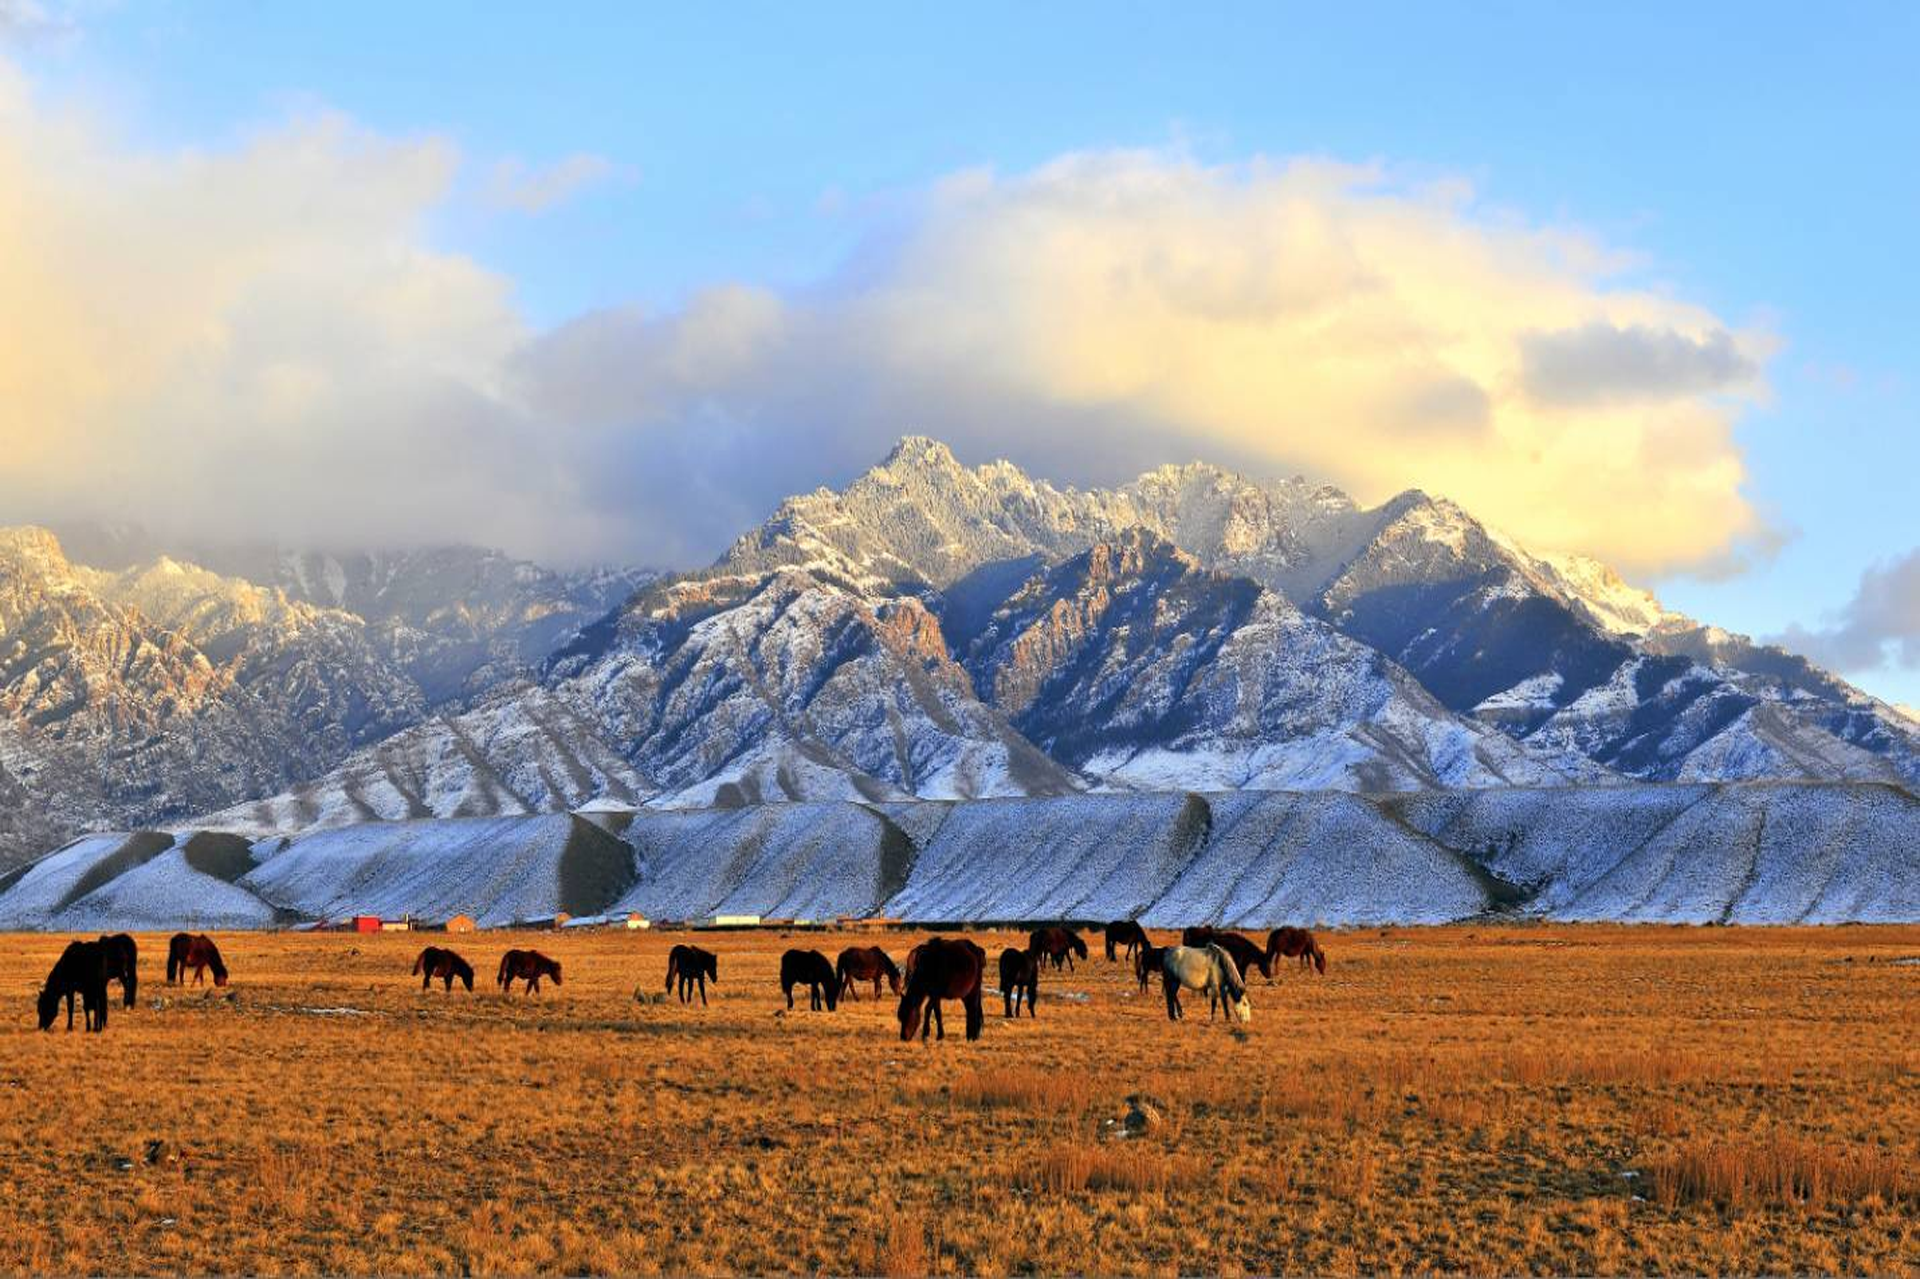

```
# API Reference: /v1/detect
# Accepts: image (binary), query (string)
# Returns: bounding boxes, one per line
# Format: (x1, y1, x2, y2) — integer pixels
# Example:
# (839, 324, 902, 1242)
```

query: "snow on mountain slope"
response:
(9, 782, 1911, 930)
(965, 530, 1607, 790)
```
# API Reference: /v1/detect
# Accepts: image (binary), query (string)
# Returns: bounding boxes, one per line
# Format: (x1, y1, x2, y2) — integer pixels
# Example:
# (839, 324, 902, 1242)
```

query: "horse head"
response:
(897, 992, 923, 1041)
(36, 985, 59, 1031)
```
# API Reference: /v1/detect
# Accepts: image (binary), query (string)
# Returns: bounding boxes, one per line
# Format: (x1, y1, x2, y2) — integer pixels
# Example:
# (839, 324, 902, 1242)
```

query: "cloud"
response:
(1775, 548, 1920, 674)
(1520, 322, 1760, 406)
(0, 0, 71, 44)
(0, 66, 1779, 575)
(482, 153, 623, 214)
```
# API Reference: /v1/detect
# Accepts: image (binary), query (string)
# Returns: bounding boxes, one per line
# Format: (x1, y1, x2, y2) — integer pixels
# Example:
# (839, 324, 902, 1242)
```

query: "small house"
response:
(351, 915, 382, 934)
(444, 914, 476, 934)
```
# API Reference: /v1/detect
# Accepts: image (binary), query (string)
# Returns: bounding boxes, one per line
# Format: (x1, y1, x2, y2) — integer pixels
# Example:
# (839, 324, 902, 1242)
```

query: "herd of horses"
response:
(36, 932, 223, 1032)
(36, 920, 1326, 1041)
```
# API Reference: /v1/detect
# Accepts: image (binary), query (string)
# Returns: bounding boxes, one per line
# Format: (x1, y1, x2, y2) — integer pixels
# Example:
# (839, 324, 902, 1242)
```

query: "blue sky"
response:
(6, 3, 1917, 705)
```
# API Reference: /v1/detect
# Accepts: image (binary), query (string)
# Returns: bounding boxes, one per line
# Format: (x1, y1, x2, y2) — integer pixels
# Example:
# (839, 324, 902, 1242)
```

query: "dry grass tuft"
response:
(1648, 1133, 1918, 1209)
(952, 1065, 1094, 1115)
(1018, 1143, 1205, 1195)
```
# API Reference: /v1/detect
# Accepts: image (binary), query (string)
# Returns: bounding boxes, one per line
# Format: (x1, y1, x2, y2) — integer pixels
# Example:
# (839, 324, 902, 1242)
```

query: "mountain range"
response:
(3, 436, 1915, 871)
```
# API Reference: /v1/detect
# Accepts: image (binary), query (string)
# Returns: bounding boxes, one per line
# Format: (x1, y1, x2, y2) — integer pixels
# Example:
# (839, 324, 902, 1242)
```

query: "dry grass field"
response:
(2, 924, 1916, 1275)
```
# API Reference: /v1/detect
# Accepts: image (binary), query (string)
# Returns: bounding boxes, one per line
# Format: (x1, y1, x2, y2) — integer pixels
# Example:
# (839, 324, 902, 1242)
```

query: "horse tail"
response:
(498, 953, 513, 988)
(412, 949, 427, 976)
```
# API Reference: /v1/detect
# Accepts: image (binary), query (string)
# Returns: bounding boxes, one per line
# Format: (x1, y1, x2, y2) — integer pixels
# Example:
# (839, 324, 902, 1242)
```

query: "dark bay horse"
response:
(898, 938, 986, 1042)
(166, 933, 228, 987)
(1104, 919, 1149, 962)
(99, 933, 138, 1007)
(413, 945, 475, 992)
(497, 949, 561, 994)
(1266, 926, 1328, 975)
(780, 949, 839, 1011)
(998, 947, 1038, 1018)
(1133, 942, 1165, 994)
(665, 944, 718, 1005)
(1027, 926, 1088, 972)
(834, 946, 901, 1001)
(1181, 927, 1272, 981)
(39, 940, 110, 1032)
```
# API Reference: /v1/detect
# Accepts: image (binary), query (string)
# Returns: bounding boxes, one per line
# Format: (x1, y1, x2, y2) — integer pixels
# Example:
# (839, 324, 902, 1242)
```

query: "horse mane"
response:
(1205, 944, 1247, 1000)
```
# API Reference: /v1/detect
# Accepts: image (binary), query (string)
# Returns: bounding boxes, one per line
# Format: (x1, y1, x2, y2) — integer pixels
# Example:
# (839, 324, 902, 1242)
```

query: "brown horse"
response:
(1181, 927, 1272, 981)
(412, 945, 475, 992)
(998, 947, 1039, 1018)
(1103, 919, 1149, 962)
(1266, 927, 1327, 975)
(665, 944, 718, 1005)
(38, 940, 110, 1032)
(834, 946, 901, 1001)
(99, 933, 138, 1007)
(1133, 942, 1164, 994)
(1027, 926, 1088, 972)
(166, 933, 228, 987)
(898, 938, 986, 1042)
(781, 949, 840, 1011)
(497, 949, 561, 994)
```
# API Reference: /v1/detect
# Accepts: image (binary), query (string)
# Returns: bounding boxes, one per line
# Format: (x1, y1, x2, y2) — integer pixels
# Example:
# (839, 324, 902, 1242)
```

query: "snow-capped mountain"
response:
(0, 528, 654, 864)
(705, 438, 1920, 792)
(7, 436, 1916, 872)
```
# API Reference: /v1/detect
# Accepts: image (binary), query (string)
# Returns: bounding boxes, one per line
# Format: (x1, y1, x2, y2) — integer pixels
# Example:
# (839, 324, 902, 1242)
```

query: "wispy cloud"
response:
(0, 0, 75, 45)
(482, 153, 626, 214)
(1775, 548, 1920, 675)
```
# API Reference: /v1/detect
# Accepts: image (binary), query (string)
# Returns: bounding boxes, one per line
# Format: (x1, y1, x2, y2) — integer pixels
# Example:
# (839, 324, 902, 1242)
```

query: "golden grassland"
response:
(2, 924, 1916, 1275)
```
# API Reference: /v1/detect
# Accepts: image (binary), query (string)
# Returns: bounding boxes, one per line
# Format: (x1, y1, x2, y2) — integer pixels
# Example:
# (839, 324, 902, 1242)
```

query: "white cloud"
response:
(0, 66, 1781, 575)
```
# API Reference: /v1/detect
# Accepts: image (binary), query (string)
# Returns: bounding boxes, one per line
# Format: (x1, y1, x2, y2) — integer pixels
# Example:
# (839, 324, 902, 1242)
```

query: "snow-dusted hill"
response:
(5, 782, 1913, 930)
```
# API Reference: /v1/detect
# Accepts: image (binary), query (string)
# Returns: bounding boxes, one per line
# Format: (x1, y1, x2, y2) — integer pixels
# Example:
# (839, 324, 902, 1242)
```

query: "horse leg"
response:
(964, 990, 983, 1041)
(698, 976, 707, 1007)
(785, 981, 794, 1011)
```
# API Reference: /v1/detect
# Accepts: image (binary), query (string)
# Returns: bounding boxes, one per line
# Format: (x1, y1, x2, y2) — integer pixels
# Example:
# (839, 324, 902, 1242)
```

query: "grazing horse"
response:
(1162, 944, 1252, 1025)
(1104, 919, 1149, 962)
(665, 944, 718, 1006)
(1133, 942, 1165, 994)
(1027, 926, 1089, 972)
(998, 947, 1039, 1018)
(834, 946, 901, 1002)
(1266, 926, 1328, 975)
(1182, 929, 1271, 982)
(98, 933, 138, 1008)
(38, 940, 110, 1032)
(780, 949, 840, 1011)
(897, 938, 986, 1042)
(497, 949, 561, 994)
(166, 933, 228, 987)
(412, 945, 475, 992)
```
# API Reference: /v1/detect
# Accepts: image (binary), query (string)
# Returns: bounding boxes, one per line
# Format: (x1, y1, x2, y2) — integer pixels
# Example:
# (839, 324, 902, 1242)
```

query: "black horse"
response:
(665, 944, 718, 1006)
(780, 948, 840, 1011)
(1104, 919, 1149, 962)
(99, 933, 138, 1008)
(39, 940, 110, 1032)
(998, 947, 1039, 1018)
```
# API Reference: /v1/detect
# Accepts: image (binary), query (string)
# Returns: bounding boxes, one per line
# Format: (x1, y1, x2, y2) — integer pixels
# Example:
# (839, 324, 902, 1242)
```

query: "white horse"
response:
(1161, 944, 1251, 1025)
